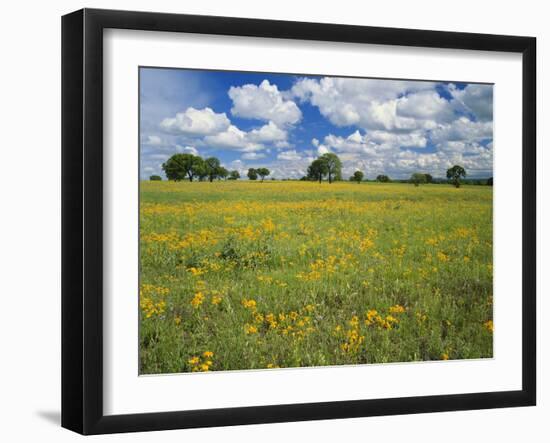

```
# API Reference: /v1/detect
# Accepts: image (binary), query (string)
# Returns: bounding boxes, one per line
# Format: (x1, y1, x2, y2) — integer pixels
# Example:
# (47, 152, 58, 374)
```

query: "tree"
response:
(410, 173, 427, 187)
(487, 177, 493, 186)
(218, 167, 229, 180)
(307, 158, 328, 183)
(446, 165, 466, 188)
(247, 168, 258, 180)
(162, 153, 204, 182)
(320, 153, 342, 184)
(376, 174, 390, 183)
(149, 175, 162, 181)
(256, 167, 270, 182)
(228, 170, 240, 180)
(424, 173, 433, 184)
(351, 170, 364, 183)
(204, 157, 222, 182)
(195, 157, 210, 181)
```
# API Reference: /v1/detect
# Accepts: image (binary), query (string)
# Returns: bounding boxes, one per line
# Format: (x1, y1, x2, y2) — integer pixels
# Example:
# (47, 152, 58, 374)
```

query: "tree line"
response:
(160, 153, 240, 182)
(158, 153, 276, 183)
(155, 152, 489, 188)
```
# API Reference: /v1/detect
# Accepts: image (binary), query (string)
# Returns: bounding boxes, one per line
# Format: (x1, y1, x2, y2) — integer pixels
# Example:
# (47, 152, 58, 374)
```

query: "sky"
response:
(139, 67, 493, 180)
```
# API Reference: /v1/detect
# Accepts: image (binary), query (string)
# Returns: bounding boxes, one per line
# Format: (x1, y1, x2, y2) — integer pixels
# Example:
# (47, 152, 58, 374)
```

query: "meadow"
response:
(139, 180, 493, 374)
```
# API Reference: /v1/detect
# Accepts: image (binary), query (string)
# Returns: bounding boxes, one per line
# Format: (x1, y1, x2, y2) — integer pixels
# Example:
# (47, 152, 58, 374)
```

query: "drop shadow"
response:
(36, 410, 61, 426)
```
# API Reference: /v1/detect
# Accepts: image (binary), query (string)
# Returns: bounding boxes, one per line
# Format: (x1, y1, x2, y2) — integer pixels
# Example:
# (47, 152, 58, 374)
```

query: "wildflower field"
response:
(139, 181, 493, 374)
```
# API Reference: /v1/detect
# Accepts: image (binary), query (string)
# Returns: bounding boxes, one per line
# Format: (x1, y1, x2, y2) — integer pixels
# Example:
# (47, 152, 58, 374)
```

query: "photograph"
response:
(139, 67, 494, 374)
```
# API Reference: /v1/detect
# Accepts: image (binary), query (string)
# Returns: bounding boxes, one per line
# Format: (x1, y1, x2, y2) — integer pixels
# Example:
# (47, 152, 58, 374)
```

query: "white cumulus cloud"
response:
(277, 150, 302, 161)
(160, 107, 231, 136)
(229, 80, 302, 126)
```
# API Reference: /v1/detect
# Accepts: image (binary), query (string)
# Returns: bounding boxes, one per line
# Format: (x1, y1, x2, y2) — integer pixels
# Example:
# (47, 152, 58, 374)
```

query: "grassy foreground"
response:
(139, 181, 493, 374)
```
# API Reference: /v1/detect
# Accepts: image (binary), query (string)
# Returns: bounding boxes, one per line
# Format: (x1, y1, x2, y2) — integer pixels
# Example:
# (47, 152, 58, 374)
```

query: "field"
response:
(139, 181, 493, 374)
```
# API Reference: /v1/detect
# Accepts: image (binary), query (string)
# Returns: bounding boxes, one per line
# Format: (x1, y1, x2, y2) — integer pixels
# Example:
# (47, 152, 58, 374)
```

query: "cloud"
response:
(204, 125, 264, 152)
(228, 79, 302, 126)
(145, 135, 163, 146)
(292, 77, 440, 131)
(314, 122, 492, 180)
(275, 141, 291, 149)
(160, 107, 231, 136)
(247, 121, 288, 143)
(242, 152, 266, 160)
(317, 145, 330, 155)
(175, 145, 199, 155)
(431, 117, 493, 145)
(449, 84, 493, 121)
(203, 120, 291, 153)
(396, 90, 455, 123)
(277, 150, 302, 161)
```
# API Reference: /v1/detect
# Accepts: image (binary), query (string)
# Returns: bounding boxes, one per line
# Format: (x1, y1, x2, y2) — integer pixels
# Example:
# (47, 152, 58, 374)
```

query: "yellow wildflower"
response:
(389, 304, 406, 314)
(191, 291, 205, 308)
(241, 299, 257, 310)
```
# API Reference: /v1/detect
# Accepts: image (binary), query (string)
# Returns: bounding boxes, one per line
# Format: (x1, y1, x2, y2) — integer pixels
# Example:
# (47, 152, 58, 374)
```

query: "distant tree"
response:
(299, 176, 308, 181)
(320, 153, 342, 184)
(247, 168, 258, 180)
(487, 177, 493, 186)
(256, 167, 270, 182)
(218, 167, 229, 180)
(410, 172, 427, 187)
(376, 174, 391, 183)
(204, 157, 222, 182)
(424, 173, 433, 184)
(162, 153, 204, 182)
(307, 158, 328, 183)
(228, 170, 240, 180)
(446, 165, 467, 188)
(149, 175, 162, 181)
(351, 170, 364, 183)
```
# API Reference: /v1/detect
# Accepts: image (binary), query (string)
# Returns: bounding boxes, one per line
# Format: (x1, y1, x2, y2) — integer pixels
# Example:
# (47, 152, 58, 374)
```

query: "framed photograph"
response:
(62, 8, 536, 435)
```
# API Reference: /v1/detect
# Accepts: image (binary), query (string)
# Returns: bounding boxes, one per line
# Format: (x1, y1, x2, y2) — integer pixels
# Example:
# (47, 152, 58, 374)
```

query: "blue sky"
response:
(140, 67, 493, 180)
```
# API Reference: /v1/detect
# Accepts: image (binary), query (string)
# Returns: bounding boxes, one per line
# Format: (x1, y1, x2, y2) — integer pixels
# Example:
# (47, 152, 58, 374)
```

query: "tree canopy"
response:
(307, 158, 329, 183)
(247, 168, 258, 180)
(228, 170, 240, 180)
(306, 153, 342, 184)
(162, 153, 205, 182)
(204, 157, 222, 182)
(410, 172, 427, 187)
(320, 153, 342, 184)
(256, 168, 270, 182)
(350, 170, 364, 183)
(446, 165, 467, 188)
(376, 174, 390, 183)
(162, 153, 233, 182)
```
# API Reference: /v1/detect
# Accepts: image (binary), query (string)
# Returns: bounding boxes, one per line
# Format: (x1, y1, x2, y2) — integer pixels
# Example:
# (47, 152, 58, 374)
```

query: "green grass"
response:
(139, 180, 493, 374)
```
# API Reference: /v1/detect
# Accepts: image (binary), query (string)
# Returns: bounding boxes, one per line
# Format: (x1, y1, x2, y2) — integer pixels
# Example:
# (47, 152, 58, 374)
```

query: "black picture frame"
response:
(62, 8, 536, 435)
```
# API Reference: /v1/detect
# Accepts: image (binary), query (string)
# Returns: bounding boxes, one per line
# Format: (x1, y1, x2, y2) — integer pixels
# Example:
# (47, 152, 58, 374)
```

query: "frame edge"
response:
(61, 8, 85, 435)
